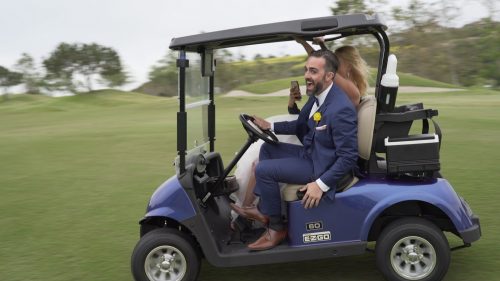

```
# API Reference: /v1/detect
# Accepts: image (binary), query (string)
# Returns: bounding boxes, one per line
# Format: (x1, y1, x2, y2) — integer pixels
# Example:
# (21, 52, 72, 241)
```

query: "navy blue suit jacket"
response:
(273, 84, 358, 200)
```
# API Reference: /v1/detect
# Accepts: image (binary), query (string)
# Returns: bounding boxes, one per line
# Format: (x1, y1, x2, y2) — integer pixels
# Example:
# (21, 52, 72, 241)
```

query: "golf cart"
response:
(131, 14, 481, 281)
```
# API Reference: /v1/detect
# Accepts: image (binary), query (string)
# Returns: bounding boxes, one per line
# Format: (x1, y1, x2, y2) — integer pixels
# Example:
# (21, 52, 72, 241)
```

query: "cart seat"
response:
(282, 95, 377, 201)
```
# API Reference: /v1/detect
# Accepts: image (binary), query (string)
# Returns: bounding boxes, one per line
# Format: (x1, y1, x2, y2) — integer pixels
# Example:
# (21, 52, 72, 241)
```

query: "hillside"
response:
(236, 70, 460, 95)
(133, 79, 177, 97)
(135, 54, 464, 97)
(134, 55, 307, 97)
(372, 19, 500, 87)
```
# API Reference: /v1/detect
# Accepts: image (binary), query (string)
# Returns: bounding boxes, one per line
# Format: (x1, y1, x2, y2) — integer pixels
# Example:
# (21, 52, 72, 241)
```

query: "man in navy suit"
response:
(232, 50, 358, 251)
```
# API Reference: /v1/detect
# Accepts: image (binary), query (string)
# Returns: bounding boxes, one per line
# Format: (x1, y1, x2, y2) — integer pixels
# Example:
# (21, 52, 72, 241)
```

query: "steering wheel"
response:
(239, 113, 279, 144)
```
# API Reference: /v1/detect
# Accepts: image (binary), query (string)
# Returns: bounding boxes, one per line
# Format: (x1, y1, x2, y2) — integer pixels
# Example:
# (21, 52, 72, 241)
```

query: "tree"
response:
(140, 50, 178, 97)
(148, 50, 177, 82)
(218, 49, 234, 63)
(0, 66, 23, 100)
(253, 53, 264, 60)
(330, 0, 388, 15)
(436, 0, 460, 85)
(330, 0, 366, 15)
(214, 49, 241, 93)
(43, 43, 79, 93)
(328, 0, 388, 47)
(77, 43, 127, 90)
(14, 53, 42, 94)
(391, 0, 439, 32)
(43, 43, 127, 93)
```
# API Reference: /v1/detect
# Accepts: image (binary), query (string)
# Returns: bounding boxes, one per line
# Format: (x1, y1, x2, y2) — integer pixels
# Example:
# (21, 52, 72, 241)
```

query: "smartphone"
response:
(290, 81, 301, 101)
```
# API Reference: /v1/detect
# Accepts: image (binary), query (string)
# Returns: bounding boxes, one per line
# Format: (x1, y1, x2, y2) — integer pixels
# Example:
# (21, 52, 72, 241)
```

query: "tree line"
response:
(0, 43, 127, 99)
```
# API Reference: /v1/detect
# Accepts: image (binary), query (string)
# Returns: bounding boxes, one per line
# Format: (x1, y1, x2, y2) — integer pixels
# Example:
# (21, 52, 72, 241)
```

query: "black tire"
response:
(375, 217, 450, 281)
(131, 228, 201, 281)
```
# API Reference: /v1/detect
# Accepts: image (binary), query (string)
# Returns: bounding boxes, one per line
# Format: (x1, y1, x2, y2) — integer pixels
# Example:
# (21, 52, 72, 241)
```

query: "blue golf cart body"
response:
(131, 14, 481, 281)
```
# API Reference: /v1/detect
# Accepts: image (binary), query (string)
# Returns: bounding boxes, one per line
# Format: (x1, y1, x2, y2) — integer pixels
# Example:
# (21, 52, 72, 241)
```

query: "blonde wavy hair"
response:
(334, 46, 370, 96)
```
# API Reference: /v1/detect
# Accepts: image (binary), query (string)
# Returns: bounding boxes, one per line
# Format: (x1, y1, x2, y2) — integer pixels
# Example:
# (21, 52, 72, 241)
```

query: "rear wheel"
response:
(375, 217, 450, 281)
(131, 228, 200, 281)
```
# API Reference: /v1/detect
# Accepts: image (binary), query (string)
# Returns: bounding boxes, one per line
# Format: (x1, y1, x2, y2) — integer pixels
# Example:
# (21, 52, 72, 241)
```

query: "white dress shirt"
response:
(309, 82, 333, 118)
(309, 83, 333, 192)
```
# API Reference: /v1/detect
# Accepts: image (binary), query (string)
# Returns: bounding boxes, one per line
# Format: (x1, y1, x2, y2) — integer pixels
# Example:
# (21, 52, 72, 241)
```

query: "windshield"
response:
(175, 51, 211, 172)
(185, 52, 210, 151)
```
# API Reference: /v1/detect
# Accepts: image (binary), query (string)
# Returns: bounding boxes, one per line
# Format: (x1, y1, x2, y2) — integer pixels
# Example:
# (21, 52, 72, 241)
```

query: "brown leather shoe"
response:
(230, 203, 269, 225)
(248, 228, 287, 251)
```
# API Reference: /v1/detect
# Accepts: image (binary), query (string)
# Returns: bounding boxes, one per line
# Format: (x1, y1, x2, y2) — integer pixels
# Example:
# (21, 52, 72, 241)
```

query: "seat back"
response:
(357, 95, 377, 160)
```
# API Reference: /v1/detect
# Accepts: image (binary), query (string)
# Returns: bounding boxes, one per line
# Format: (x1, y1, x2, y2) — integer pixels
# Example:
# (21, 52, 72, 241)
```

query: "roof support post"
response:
(177, 50, 189, 175)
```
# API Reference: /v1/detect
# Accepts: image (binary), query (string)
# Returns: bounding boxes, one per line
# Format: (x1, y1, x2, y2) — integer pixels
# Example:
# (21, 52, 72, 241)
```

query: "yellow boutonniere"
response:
(313, 112, 322, 123)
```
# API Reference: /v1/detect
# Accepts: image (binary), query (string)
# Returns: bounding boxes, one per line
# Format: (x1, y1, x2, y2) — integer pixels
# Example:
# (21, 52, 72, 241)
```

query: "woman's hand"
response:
(312, 36, 327, 50)
(289, 82, 301, 107)
(312, 36, 325, 45)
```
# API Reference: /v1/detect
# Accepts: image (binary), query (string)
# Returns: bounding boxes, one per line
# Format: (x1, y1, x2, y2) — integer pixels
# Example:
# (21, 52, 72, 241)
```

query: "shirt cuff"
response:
(316, 178, 330, 192)
(270, 122, 275, 131)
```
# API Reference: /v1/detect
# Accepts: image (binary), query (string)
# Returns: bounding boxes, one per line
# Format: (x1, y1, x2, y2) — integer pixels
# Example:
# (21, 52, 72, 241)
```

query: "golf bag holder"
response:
(369, 103, 442, 177)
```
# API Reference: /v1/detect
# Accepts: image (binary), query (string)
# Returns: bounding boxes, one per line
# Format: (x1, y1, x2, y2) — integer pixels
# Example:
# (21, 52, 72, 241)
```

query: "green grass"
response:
(1, 88, 499, 281)
(397, 72, 460, 88)
(237, 70, 461, 94)
(237, 76, 305, 94)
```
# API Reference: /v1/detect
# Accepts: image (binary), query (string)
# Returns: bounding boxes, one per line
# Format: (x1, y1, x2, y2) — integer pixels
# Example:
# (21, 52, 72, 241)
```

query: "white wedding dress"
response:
(230, 114, 301, 220)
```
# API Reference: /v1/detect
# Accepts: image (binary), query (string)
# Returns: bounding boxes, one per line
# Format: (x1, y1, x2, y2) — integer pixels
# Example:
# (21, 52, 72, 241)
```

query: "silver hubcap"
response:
(390, 236, 436, 280)
(145, 245, 187, 281)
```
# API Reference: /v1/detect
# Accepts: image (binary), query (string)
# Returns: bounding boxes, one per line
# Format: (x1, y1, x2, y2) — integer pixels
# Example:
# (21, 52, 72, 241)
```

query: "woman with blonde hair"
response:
(334, 45, 370, 98)
(289, 38, 370, 112)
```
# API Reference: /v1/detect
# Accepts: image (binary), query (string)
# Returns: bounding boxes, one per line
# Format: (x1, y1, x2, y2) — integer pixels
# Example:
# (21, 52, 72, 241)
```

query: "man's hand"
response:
(252, 115, 271, 130)
(300, 182, 324, 209)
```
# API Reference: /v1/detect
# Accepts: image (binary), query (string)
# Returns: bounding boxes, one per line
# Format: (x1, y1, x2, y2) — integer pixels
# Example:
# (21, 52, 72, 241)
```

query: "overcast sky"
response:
(0, 0, 492, 89)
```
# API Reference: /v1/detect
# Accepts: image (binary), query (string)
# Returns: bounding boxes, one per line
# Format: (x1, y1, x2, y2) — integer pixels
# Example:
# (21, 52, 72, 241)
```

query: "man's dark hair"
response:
(309, 50, 339, 73)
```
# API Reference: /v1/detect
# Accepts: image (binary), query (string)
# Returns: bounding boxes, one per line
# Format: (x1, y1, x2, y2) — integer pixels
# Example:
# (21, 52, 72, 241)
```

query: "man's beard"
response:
(306, 78, 325, 96)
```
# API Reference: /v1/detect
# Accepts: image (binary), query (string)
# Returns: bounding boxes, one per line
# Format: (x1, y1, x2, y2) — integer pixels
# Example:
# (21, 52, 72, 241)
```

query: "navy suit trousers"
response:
(254, 142, 314, 216)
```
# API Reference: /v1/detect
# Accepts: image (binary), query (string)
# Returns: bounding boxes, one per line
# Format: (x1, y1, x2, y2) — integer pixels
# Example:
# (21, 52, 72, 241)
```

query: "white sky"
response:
(0, 0, 492, 90)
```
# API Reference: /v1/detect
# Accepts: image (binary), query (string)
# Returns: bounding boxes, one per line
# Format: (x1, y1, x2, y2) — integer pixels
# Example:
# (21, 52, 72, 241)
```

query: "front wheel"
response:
(375, 217, 450, 281)
(131, 228, 201, 281)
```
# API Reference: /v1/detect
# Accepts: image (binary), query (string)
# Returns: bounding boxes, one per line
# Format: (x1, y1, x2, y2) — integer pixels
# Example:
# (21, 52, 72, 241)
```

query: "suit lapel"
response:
(304, 96, 316, 128)
(314, 84, 336, 125)
(303, 96, 315, 116)
(303, 85, 337, 142)
(319, 84, 336, 114)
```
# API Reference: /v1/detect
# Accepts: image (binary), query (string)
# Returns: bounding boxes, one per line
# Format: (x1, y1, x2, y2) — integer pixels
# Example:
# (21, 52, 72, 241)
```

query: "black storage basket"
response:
(371, 103, 442, 176)
(385, 134, 440, 174)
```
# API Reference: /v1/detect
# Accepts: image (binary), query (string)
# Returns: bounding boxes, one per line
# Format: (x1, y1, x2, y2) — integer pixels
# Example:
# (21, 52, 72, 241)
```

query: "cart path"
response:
(224, 86, 464, 97)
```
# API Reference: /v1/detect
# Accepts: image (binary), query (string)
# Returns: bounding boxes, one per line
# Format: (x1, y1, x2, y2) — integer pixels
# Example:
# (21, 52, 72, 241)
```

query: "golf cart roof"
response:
(169, 13, 387, 52)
